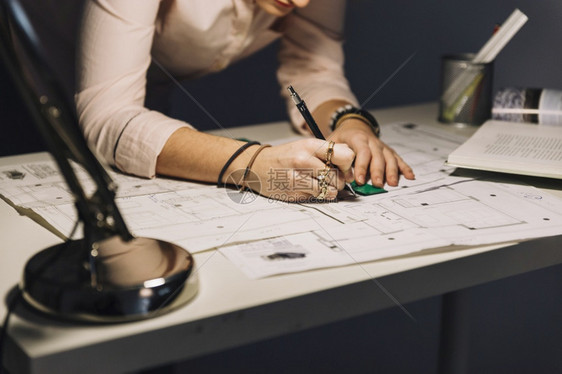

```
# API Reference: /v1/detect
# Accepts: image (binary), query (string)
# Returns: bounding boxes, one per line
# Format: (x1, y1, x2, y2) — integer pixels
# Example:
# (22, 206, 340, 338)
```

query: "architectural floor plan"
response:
(1, 123, 561, 278)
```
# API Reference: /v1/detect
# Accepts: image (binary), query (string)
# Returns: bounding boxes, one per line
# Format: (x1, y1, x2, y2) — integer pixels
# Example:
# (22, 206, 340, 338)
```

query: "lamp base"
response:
(20, 236, 198, 323)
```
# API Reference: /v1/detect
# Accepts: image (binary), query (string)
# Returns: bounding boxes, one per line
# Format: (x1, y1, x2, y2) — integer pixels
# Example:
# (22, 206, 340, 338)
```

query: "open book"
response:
(446, 120, 562, 179)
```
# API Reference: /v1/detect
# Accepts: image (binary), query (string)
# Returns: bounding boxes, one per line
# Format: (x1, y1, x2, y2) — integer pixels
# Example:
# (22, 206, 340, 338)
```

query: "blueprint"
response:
(0, 160, 317, 252)
(1, 122, 562, 278)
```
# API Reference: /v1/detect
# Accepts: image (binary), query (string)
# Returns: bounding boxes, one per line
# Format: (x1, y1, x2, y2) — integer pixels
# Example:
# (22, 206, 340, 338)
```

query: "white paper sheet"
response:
(2, 122, 562, 279)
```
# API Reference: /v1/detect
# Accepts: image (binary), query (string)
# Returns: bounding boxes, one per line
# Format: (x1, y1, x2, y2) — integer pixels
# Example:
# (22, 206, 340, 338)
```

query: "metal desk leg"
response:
(438, 289, 471, 374)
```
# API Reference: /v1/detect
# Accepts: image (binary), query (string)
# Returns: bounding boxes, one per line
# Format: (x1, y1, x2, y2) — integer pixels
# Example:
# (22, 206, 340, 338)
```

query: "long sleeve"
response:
(75, 0, 357, 177)
(75, 0, 191, 178)
(276, 0, 359, 134)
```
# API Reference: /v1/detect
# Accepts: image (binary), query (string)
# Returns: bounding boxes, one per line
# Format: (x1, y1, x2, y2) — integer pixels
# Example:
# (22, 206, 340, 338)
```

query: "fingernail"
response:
(375, 177, 383, 186)
(357, 175, 365, 184)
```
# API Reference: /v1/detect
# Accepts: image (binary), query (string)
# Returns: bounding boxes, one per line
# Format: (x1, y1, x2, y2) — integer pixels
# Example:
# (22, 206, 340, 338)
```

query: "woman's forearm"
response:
(155, 127, 258, 183)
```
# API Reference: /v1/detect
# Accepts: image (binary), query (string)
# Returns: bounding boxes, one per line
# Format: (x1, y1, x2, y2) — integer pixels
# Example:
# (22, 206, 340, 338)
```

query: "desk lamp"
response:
(0, 0, 198, 322)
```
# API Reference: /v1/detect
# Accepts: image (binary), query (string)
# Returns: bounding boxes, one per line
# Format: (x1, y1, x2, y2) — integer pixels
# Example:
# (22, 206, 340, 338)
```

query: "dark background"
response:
(167, 0, 562, 131)
(1, 1, 561, 373)
(3, 0, 562, 145)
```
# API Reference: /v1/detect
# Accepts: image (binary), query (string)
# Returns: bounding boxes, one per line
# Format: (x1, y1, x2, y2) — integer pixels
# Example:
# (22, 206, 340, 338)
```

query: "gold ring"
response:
(317, 167, 331, 200)
(318, 166, 331, 182)
(326, 141, 335, 166)
(317, 187, 328, 200)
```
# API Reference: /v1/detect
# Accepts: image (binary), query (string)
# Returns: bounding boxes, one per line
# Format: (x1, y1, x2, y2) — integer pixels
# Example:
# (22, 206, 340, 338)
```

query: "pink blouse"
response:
(76, 0, 358, 178)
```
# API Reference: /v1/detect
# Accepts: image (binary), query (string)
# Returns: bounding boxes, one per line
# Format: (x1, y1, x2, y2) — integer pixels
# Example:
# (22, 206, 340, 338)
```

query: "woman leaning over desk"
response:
(76, 0, 415, 202)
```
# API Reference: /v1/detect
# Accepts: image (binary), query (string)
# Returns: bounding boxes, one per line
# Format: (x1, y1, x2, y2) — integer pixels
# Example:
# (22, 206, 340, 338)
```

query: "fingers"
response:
(341, 136, 414, 188)
(397, 155, 416, 180)
(268, 168, 338, 202)
(311, 141, 355, 169)
(353, 146, 372, 185)
(301, 144, 345, 191)
(309, 140, 355, 184)
(353, 139, 386, 187)
(330, 143, 355, 184)
(381, 147, 399, 186)
(295, 139, 353, 197)
(330, 117, 416, 187)
(252, 140, 348, 201)
(366, 146, 415, 187)
(310, 172, 339, 201)
(248, 136, 415, 203)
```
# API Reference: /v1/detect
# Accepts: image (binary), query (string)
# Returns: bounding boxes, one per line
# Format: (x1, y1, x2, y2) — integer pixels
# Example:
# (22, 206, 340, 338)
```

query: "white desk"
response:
(1, 103, 561, 374)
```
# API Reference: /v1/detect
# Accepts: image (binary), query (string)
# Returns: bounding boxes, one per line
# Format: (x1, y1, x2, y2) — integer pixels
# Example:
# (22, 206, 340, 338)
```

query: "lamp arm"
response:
(0, 0, 132, 244)
(1, 0, 198, 323)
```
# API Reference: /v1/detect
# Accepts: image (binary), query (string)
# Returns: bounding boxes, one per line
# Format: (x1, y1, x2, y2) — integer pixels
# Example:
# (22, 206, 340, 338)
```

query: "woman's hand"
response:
(244, 138, 355, 202)
(330, 119, 415, 188)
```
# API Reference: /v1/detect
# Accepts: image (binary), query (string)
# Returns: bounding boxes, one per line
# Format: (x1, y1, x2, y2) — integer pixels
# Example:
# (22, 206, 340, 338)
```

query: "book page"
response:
(446, 120, 562, 179)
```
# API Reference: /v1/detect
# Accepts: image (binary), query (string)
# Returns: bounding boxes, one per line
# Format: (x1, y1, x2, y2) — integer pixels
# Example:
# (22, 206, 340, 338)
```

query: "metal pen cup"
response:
(438, 53, 494, 126)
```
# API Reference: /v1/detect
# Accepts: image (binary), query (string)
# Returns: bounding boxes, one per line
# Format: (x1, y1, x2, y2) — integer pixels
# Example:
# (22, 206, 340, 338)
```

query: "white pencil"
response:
(442, 9, 528, 109)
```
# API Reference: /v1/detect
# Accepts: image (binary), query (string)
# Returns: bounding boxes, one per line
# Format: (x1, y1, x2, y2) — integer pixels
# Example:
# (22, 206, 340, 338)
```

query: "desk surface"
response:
(2, 102, 561, 374)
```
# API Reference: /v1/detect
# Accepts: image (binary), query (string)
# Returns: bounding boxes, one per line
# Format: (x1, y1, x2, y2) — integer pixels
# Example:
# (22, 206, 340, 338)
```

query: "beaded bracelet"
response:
(217, 141, 260, 186)
(330, 105, 380, 137)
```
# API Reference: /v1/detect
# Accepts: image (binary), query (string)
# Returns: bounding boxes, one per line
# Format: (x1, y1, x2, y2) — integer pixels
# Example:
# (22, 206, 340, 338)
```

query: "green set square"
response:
(350, 181, 387, 196)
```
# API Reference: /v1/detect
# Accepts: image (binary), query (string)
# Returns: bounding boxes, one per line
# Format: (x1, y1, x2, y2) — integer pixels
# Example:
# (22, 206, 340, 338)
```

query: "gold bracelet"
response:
(334, 113, 374, 131)
(330, 105, 380, 137)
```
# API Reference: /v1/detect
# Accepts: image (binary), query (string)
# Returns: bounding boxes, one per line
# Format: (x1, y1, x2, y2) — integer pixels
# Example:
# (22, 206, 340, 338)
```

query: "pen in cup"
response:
(287, 85, 356, 197)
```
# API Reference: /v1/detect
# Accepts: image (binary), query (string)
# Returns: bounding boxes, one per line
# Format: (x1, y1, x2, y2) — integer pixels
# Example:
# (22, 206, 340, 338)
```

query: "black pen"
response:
(287, 85, 356, 196)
